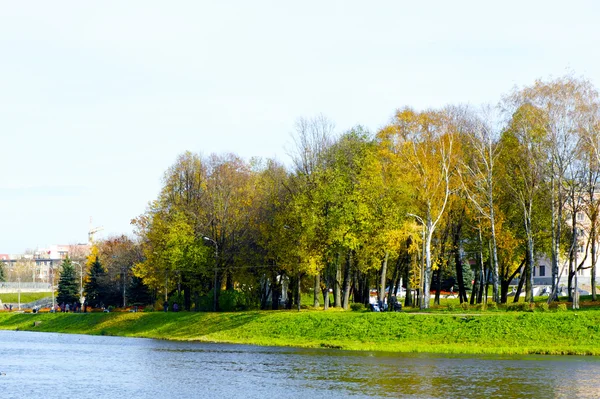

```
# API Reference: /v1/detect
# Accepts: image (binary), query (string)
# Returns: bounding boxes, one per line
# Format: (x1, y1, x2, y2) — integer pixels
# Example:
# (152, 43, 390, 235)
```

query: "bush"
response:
(474, 303, 486, 311)
(506, 302, 532, 312)
(460, 302, 470, 311)
(196, 294, 212, 312)
(556, 303, 568, 312)
(536, 302, 549, 312)
(446, 303, 456, 311)
(168, 292, 184, 311)
(487, 302, 498, 311)
(219, 289, 255, 311)
(350, 303, 366, 312)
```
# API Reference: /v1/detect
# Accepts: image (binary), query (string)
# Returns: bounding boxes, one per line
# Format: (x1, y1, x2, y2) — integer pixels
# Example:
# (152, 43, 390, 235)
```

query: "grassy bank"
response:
(1, 309, 600, 355)
(0, 292, 51, 303)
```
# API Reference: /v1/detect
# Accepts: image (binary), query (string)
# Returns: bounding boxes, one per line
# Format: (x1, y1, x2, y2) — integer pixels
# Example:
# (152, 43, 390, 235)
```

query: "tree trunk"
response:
(322, 266, 330, 310)
(286, 274, 295, 310)
(422, 216, 433, 309)
(525, 219, 535, 303)
(378, 251, 389, 304)
(225, 269, 234, 291)
(434, 266, 442, 305)
(489, 208, 500, 304)
(342, 251, 353, 310)
(296, 272, 302, 311)
(404, 260, 413, 307)
(313, 274, 320, 308)
(271, 273, 281, 310)
(551, 176, 562, 299)
(334, 253, 342, 308)
(260, 275, 270, 310)
(514, 260, 526, 303)
(183, 274, 191, 311)
(470, 261, 479, 305)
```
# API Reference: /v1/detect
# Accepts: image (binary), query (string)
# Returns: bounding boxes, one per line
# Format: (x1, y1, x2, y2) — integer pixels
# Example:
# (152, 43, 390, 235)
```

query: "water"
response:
(1, 330, 600, 398)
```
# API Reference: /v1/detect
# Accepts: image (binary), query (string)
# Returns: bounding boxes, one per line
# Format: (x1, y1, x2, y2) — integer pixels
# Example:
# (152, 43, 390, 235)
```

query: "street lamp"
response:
(203, 236, 218, 312)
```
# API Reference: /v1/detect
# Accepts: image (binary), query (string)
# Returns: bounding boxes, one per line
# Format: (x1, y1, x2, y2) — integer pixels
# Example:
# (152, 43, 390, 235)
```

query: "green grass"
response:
(0, 292, 52, 303)
(2, 308, 600, 355)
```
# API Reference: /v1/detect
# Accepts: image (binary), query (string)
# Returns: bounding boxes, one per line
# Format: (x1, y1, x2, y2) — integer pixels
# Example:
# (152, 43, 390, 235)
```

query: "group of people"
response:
(55, 302, 85, 313)
(370, 296, 402, 312)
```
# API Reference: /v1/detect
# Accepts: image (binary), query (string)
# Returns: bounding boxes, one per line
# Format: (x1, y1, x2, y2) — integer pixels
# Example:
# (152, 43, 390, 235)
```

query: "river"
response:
(1, 330, 599, 398)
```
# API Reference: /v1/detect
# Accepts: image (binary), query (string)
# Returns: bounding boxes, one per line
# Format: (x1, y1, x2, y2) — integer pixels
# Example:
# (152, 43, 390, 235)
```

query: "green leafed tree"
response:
(56, 257, 79, 305)
(85, 256, 107, 307)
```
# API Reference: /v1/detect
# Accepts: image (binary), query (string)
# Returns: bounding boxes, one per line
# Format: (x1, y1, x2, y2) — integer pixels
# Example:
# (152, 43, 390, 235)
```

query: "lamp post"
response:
(203, 236, 218, 312)
(408, 213, 426, 308)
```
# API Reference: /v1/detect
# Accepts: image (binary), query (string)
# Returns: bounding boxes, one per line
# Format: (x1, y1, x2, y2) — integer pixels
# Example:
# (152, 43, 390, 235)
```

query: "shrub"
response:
(195, 294, 212, 312)
(474, 303, 486, 311)
(556, 303, 568, 312)
(506, 302, 532, 312)
(487, 302, 498, 311)
(219, 290, 244, 312)
(460, 302, 470, 311)
(168, 292, 184, 311)
(446, 303, 456, 311)
(536, 302, 549, 312)
(350, 303, 365, 312)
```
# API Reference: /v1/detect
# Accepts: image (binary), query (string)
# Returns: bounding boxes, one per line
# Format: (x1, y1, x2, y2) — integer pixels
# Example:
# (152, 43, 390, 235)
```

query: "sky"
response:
(1, 1, 599, 253)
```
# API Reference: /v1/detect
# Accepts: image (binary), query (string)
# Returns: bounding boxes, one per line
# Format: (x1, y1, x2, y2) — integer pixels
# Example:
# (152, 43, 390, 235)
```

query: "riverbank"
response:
(1, 309, 599, 355)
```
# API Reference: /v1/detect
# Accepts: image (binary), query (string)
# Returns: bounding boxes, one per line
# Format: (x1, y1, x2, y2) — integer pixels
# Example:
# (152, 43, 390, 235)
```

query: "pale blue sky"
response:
(1, 1, 599, 253)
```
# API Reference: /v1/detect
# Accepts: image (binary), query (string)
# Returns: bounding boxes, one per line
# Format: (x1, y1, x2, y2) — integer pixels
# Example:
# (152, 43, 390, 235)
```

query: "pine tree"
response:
(57, 257, 79, 304)
(85, 256, 106, 307)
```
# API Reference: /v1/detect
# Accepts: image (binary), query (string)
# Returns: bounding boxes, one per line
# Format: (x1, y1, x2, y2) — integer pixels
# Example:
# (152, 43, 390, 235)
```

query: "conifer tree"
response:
(56, 257, 79, 304)
(85, 256, 106, 307)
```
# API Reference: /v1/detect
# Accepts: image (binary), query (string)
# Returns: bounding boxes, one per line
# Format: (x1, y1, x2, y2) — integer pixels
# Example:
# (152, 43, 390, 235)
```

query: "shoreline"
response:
(1, 310, 599, 356)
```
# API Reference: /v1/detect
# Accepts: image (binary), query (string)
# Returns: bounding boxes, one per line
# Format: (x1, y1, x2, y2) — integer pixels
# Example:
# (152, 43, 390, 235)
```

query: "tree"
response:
(500, 103, 549, 303)
(97, 235, 147, 307)
(378, 107, 456, 309)
(85, 255, 107, 308)
(458, 106, 502, 303)
(0, 261, 5, 282)
(57, 257, 79, 305)
(287, 114, 335, 310)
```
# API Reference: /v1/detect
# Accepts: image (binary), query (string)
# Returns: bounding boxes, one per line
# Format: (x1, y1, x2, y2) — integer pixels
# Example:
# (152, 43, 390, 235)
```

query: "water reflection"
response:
(1, 330, 600, 398)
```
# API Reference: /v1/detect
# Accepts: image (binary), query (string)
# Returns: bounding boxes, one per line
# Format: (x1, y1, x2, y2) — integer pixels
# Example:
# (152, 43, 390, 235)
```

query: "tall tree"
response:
(458, 106, 502, 303)
(378, 107, 456, 309)
(500, 103, 549, 303)
(57, 257, 79, 305)
(85, 255, 107, 308)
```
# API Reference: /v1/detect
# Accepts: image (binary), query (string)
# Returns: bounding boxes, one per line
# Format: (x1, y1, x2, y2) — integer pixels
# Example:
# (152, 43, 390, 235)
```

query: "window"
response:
(577, 212, 585, 221)
(539, 265, 546, 277)
(578, 245, 585, 253)
(533, 267, 536, 277)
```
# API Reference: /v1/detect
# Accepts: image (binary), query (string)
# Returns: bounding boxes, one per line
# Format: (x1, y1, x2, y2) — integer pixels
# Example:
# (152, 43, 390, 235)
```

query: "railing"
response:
(0, 282, 52, 293)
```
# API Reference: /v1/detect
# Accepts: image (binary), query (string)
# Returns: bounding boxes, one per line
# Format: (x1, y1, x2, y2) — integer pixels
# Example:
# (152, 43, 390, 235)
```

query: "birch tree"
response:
(378, 107, 455, 309)
(458, 106, 502, 303)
